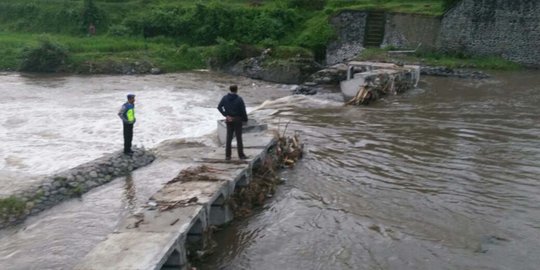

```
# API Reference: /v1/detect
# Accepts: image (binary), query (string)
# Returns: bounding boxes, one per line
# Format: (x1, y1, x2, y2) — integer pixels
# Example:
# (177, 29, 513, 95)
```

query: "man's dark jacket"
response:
(217, 93, 248, 121)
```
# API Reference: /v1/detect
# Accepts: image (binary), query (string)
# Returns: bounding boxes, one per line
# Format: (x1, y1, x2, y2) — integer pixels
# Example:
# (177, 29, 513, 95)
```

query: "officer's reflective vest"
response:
(125, 104, 135, 124)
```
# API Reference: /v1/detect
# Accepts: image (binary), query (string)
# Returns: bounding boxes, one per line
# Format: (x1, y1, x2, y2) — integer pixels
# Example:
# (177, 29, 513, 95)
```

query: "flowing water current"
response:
(0, 71, 539, 270)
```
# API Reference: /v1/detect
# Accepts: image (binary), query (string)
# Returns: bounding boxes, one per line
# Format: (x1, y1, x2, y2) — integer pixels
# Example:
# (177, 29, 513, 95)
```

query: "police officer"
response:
(217, 85, 248, 160)
(118, 94, 136, 154)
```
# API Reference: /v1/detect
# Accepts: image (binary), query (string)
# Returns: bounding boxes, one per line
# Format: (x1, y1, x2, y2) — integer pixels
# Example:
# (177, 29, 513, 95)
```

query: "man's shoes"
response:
(225, 156, 231, 161)
(124, 150, 134, 155)
(239, 155, 249, 160)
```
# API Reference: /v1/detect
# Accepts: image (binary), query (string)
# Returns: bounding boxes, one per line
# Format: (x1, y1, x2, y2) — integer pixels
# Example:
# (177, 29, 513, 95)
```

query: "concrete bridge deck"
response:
(75, 130, 277, 270)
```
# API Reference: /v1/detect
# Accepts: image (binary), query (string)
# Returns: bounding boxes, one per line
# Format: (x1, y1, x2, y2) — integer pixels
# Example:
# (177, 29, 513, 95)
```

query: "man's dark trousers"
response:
(123, 123, 133, 153)
(225, 117, 245, 158)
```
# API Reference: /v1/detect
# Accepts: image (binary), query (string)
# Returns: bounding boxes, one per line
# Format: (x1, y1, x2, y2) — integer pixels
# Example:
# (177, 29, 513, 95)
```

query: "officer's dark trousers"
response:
(123, 123, 134, 153)
(226, 118, 245, 158)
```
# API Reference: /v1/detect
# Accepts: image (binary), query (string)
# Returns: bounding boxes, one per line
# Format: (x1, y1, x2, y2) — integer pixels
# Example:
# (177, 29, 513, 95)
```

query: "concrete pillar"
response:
(209, 194, 234, 226)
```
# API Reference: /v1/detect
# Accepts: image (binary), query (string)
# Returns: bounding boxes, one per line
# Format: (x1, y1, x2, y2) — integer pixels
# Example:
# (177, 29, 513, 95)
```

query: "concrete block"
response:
(217, 119, 268, 145)
(116, 205, 205, 234)
(75, 231, 183, 270)
(152, 181, 229, 207)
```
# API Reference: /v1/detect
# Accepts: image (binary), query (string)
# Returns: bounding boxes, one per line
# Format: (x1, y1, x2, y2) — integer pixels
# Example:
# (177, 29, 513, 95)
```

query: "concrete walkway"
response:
(75, 130, 277, 270)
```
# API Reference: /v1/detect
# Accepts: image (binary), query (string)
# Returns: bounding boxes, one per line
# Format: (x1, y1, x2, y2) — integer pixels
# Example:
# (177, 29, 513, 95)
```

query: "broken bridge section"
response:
(340, 61, 420, 105)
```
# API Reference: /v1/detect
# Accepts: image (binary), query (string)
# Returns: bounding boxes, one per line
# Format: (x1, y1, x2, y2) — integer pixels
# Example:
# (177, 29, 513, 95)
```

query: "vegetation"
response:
(0, 0, 520, 73)
(442, 0, 461, 11)
(19, 36, 69, 72)
(357, 48, 521, 70)
(0, 196, 26, 219)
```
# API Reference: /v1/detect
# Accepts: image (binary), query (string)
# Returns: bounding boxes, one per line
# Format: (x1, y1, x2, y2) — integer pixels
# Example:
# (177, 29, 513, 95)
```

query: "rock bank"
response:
(0, 148, 155, 229)
(229, 52, 320, 84)
(73, 60, 162, 75)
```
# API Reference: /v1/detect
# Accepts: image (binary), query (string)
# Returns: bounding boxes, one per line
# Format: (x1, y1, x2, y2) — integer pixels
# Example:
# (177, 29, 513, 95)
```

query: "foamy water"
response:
(0, 72, 286, 176)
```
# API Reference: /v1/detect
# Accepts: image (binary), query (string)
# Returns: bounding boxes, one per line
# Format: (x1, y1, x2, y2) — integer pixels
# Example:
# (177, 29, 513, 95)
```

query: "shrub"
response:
(207, 37, 241, 67)
(443, 0, 461, 11)
(108, 24, 131, 37)
(82, 0, 100, 26)
(294, 14, 334, 61)
(124, 4, 299, 46)
(260, 38, 279, 48)
(0, 196, 26, 218)
(272, 46, 313, 59)
(19, 36, 69, 72)
(287, 0, 327, 10)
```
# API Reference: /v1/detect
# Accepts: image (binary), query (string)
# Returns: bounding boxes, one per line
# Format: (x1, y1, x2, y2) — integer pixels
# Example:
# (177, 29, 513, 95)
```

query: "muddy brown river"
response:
(0, 71, 539, 270)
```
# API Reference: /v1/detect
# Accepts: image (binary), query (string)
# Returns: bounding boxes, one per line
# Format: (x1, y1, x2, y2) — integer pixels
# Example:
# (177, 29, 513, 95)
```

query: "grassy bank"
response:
(358, 48, 522, 70)
(1, 0, 511, 73)
(326, 0, 446, 15)
(0, 32, 208, 72)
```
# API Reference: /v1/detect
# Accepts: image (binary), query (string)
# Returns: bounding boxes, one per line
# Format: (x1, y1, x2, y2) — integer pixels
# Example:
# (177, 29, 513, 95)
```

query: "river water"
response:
(1, 71, 539, 269)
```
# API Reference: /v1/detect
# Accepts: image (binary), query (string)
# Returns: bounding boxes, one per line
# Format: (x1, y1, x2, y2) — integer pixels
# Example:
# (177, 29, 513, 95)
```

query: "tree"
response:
(82, 0, 101, 31)
(443, 0, 461, 11)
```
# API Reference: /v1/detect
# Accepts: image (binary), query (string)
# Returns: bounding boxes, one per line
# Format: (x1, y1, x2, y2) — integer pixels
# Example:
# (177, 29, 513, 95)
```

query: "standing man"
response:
(217, 85, 248, 160)
(118, 94, 136, 155)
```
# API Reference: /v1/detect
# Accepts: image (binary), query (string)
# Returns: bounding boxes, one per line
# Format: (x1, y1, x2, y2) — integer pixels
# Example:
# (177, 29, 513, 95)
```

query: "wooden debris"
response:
(167, 165, 223, 184)
(158, 196, 199, 212)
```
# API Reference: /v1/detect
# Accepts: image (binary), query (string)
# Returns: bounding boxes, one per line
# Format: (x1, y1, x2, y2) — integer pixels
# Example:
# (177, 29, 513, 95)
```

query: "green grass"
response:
(0, 196, 26, 217)
(0, 32, 208, 72)
(357, 48, 522, 70)
(326, 0, 444, 15)
(416, 52, 522, 70)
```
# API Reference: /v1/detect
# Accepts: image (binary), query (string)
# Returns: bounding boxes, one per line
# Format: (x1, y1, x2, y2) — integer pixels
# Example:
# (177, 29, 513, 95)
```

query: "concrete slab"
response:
(349, 61, 400, 69)
(203, 148, 264, 162)
(348, 61, 419, 71)
(353, 69, 402, 79)
(218, 131, 276, 149)
(217, 119, 268, 144)
(242, 132, 276, 149)
(74, 231, 180, 270)
(152, 180, 229, 206)
(116, 205, 204, 234)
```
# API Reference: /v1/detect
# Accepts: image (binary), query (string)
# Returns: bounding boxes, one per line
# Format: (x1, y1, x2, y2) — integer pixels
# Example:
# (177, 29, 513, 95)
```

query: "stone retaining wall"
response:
(382, 13, 441, 51)
(0, 148, 155, 229)
(326, 1, 540, 67)
(438, 0, 540, 67)
(326, 10, 368, 65)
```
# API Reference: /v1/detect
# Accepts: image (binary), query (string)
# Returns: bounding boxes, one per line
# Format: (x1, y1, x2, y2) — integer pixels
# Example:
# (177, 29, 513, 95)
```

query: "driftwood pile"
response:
(231, 132, 303, 218)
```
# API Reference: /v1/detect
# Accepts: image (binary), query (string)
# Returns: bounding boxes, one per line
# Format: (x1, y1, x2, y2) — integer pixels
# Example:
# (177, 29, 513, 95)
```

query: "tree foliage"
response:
(207, 37, 241, 67)
(442, 0, 461, 11)
(286, 0, 327, 10)
(124, 3, 299, 46)
(81, 0, 103, 32)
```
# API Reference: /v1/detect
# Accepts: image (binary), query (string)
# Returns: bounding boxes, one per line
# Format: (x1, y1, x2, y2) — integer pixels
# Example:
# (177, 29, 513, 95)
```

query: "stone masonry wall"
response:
(438, 0, 540, 67)
(0, 148, 155, 229)
(382, 13, 441, 51)
(326, 10, 368, 65)
(326, 1, 540, 67)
